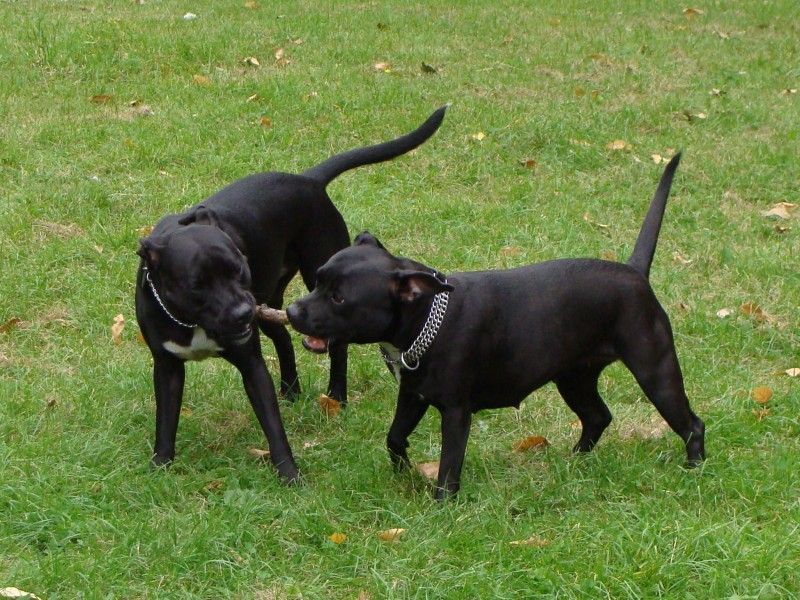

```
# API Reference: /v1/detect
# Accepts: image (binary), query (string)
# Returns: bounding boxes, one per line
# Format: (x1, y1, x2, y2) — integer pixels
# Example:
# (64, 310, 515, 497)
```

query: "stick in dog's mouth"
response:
(255, 305, 328, 353)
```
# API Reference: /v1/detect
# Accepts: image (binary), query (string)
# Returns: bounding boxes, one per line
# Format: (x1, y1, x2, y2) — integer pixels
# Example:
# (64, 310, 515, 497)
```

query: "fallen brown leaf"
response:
(243, 56, 260, 67)
(0, 317, 21, 334)
(785, 368, 800, 377)
(583, 212, 609, 229)
(328, 532, 347, 544)
(373, 61, 391, 72)
(205, 480, 223, 491)
(319, 394, 341, 417)
(751, 386, 773, 404)
(606, 139, 631, 151)
(180, 406, 192, 417)
(740, 302, 777, 324)
(519, 158, 537, 169)
(683, 7, 705, 17)
(248, 448, 270, 459)
(246, 93, 259, 103)
(509, 535, 550, 547)
(752, 407, 770, 421)
(193, 74, 211, 86)
(780, 88, 798, 95)
(90, 94, 113, 104)
(259, 115, 272, 127)
(500, 245, 523, 257)
(672, 251, 693, 265)
(416, 461, 439, 480)
(761, 202, 796, 219)
(377, 528, 406, 542)
(0, 588, 42, 600)
(111, 314, 125, 344)
(716, 308, 733, 318)
(512, 435, 549, 452)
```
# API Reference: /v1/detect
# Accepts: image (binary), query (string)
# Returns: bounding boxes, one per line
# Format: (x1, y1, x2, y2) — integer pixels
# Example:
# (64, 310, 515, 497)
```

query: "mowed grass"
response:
(1, 1, 799, 597)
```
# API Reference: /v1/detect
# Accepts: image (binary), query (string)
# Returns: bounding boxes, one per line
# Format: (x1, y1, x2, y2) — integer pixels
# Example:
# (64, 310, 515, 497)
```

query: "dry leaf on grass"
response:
(0, 317, 21, 334)
(785, 368, 800, 377)
(519, 158, 537, 169)
(416, 461, 439, 479)
(246, 93, 259, 103)
(751, 386, 772, 404)
(377, 528, 406, 542)
(470, 131, 486, 142)
(244, 0, 258, 8)
(583, 212, 609, 229)
(243, 56, 260, 67)
(512, 435, 549, 452)
(248, 447, 270, 459)
(672, 251, 692, 265)
(180, 406, 192, 417)
(606, 139, 631, 151)
(500, 245, 523, 257)
(780, 88, 798, 95)
(509, 535, 550, 547)
(0, 588, 42, 600)
(90, 94, 113, 104)
(740, 302, 777, 325)
(205, 480, 223, 491)
(357, 591, 371, 600)
(111, 314, 125, 344)
(761, 202, 796, 219)
(259, 115, 272, 127)
(328, 532, 347, 544)
(373, 62, 391, 72)
(193, 74, 211, 86)
(683, 7, 705, 17)
(319, 394, 341, 417)
(752, 408, 770, 421)
(716, 308, 733, 318)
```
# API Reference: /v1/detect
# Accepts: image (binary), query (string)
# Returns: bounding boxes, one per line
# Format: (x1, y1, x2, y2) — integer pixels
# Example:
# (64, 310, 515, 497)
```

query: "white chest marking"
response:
(163, 328, 223, 361)
(380, 342, 402, 382)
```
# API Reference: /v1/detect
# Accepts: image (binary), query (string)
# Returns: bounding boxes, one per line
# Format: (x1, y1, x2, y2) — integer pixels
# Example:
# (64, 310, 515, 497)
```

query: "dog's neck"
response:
(385, 286, 450, 371)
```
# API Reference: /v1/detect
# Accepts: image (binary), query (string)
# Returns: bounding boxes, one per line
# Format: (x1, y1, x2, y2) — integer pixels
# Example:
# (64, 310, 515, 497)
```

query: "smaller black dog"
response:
(287, 154, 705, 498)
(136, 106, 447, 482)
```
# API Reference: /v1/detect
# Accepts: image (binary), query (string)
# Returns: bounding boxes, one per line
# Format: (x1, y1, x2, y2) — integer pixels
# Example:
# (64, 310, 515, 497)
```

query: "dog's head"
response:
(138, 205, 255, 345)
(287, 231, 452, 351)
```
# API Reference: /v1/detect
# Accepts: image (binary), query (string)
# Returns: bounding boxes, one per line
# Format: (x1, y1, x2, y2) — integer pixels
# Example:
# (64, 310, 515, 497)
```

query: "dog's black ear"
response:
(391, 270, 453, 304)
(178, 204, 220, 227)
(137, 236, 165, 269)
(354, 231, 386, 250)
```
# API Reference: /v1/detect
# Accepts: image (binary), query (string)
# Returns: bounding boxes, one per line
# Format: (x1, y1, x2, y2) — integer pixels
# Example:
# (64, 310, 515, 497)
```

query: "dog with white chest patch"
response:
(135, 106, 447, 482)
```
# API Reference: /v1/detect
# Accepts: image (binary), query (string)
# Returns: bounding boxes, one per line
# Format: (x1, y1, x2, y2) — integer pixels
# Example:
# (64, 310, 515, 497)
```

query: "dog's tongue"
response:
(302, 335, 328, 354)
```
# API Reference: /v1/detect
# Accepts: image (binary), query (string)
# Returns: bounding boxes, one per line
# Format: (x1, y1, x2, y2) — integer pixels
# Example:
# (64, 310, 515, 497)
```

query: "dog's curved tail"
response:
(627, 152, 682, 279)
(301, 105, 448, 186)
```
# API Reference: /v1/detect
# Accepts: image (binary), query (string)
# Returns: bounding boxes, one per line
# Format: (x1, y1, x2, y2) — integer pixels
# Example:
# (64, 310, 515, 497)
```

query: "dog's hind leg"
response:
(617, 312, 705, 466)
(555, 366, 613, 453)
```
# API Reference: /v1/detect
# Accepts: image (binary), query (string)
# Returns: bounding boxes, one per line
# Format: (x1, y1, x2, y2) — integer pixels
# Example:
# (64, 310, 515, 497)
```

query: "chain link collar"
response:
(143, 267, 198, 329)
(381, 280, 449, 372)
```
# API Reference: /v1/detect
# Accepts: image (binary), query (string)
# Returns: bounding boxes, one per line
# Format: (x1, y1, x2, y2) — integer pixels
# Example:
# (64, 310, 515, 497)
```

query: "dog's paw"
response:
(150, 454, 174, 469)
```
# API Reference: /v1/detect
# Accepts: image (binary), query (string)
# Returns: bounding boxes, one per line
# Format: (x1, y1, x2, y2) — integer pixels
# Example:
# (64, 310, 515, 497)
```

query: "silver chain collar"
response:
(382, 283, 449, 371)
(143, 267, 198, 329)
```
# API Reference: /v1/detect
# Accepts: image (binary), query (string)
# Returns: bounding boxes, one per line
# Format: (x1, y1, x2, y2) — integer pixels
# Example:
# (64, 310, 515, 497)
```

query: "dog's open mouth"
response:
(302, 336, 329, 354)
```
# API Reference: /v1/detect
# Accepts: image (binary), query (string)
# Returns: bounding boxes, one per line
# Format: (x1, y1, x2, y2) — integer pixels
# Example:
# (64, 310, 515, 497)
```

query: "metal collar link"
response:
(143, 267, 198, 329)
(384, 283, 450, 371)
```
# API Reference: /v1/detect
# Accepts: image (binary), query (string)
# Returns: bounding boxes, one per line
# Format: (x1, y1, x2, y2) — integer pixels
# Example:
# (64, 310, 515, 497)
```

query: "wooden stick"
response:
(256, 305, 289, 325)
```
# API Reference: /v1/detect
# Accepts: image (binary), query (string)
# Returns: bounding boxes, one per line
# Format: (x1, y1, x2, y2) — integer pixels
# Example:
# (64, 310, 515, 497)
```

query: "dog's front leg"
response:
(386, 388, 429, 470)
(326, 341, 348, 405)
(151, 354, 185, 467)
(435, 405, 472, 500)
(233, 352, 300, 484)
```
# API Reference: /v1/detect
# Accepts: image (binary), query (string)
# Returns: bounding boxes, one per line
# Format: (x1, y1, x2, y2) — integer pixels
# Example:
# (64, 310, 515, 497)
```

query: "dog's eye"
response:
(329, 292, 345, 305)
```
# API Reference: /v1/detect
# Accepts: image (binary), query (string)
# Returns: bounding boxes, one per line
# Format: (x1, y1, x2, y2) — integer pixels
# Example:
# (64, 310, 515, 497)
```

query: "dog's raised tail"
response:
(627, 152, 682, 278)
(301, 105, 448, 185)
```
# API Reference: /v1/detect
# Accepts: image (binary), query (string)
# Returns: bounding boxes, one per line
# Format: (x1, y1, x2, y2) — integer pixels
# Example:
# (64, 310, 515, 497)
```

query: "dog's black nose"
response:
(231, 302, 254, 328)
(286, 302, 302, 324)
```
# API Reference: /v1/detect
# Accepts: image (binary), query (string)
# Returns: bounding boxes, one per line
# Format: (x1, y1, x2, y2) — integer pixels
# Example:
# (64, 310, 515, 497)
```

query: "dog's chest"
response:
(163, 328, 222, 361)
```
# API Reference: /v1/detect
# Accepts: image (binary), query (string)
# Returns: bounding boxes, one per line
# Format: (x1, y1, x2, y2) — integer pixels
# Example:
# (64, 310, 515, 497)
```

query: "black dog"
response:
(287, 154, 705, 497)
(135, 106, 447, 482)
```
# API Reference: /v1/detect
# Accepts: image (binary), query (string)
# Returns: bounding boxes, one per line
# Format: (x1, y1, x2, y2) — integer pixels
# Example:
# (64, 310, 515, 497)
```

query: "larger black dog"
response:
(287, 154, 705, 497)
(135, 106, 447, 482)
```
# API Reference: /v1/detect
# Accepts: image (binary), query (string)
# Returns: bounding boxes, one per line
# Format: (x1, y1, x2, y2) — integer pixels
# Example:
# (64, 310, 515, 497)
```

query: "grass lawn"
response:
(1, 1, 799, 597)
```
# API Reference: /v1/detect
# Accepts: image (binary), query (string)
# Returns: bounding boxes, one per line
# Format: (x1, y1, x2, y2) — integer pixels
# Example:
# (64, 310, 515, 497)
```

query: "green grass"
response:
(1, 1, 799, 597)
